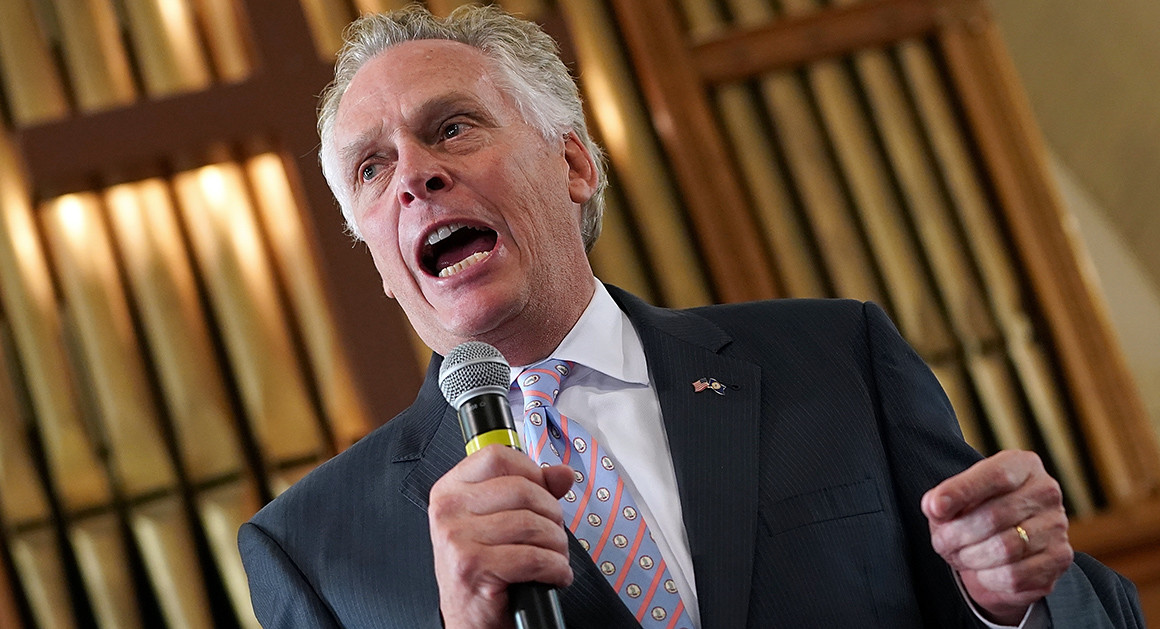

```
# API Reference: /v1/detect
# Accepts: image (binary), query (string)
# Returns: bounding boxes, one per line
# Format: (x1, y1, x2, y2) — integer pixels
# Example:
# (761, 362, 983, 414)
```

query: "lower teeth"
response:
(438, 250, 490, 277)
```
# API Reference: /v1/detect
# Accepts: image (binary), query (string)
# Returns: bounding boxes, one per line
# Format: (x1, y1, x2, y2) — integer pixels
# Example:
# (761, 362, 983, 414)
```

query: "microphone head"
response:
(438, 341, 511, 409)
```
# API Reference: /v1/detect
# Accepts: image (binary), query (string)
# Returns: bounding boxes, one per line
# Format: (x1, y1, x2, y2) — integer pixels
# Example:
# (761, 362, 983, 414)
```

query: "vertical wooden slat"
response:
(49, 0, 138, 111)
(608, 0, 779, 303)
(840, 40, 1094, 511)
(104, 177, 263, 626)
(40, 194, 177, 498)
(198, 483, 263, 629)
(558, 0, 713, 308)
(682, 0, 825, 298)
(713, 82, 826, 298)
(103, 179, 245, 481)
(0, 331, 67, 629)
(937, 0, 1160, 503)
(173, 162, 329, 477)
(704, 0, 883, 302)
(930, 363, 986, 451)
(0, 127, 111, 521)
(130, 496, 214, 628)
(121, 0, 213, 96)
(587, 185, 658, 304)
(897, 38, 1101, 511)
(0, 130, 138, 629)
(10, 528, 75, 629)
(246, 152, 372, 448)
(41, 192, 219, 625)
(0, 337, 53, 530)
(297, 0, 354, 55)
(759, 74, 884, 301)
(0, 0, 69, 125)
(762, 0, 958, 353)
(0, 546, 23, 629)
(191, 0, 253, 82)
(69, 513, 144, 629)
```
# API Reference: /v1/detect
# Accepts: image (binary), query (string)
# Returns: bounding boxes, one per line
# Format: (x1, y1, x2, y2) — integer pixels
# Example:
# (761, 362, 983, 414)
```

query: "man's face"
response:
(330, 40, 597, 360)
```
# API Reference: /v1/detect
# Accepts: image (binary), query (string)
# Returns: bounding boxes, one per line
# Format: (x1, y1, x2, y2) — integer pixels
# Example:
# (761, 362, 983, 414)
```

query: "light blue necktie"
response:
(516, 359, 691, 629)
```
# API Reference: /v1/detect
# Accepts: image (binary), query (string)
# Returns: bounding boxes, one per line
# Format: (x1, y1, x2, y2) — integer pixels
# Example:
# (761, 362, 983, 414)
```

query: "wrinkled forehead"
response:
(339, 41, 510, 126)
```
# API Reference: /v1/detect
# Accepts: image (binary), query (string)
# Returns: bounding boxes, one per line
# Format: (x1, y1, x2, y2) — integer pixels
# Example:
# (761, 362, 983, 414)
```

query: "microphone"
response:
(438, 341, 567, 629)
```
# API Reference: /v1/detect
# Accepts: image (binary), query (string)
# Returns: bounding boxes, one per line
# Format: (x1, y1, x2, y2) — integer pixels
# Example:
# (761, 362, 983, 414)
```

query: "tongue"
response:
(434, 229, 496, 274)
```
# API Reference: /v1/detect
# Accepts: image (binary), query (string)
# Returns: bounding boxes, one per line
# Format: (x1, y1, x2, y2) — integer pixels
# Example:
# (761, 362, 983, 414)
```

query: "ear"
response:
(383, 278, 395, 299)
(562, 131, 598, 205)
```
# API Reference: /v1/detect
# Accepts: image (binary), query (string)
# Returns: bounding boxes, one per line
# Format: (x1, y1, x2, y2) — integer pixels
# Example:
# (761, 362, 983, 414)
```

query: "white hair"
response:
(317, 4, 606, 250)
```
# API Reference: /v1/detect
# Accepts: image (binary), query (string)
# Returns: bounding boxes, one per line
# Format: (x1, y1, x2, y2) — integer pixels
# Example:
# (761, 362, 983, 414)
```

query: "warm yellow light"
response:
(197, 164, 227, 210)
(5, 199, 41, 268)
(586, 67, 628, 156)
(52, 194, 89, 243)
(156, 0, 210, 89)
(247, 153, 298, 245)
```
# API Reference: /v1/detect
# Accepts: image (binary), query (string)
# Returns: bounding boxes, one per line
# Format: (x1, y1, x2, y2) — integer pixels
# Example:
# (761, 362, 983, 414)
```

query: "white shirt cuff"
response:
(952, 571, 1047, 629)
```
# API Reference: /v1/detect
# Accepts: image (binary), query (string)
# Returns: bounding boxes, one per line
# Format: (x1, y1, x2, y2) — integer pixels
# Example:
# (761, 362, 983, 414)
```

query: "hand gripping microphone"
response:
(438, 341, 567, 629)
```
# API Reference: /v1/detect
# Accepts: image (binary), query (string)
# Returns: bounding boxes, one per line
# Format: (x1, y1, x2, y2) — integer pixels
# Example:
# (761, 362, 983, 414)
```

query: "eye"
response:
(442, 121, 467, 140)
(360, 163, 379, 182)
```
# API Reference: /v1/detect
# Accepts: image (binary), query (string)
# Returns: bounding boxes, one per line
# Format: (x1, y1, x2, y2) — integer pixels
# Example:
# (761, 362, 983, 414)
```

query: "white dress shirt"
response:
(507, 279, 1041, 629)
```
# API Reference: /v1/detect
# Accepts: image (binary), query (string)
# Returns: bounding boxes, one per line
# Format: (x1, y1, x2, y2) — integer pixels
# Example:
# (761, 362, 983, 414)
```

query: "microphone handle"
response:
(511, 583, 565, 629)
(457, 393, 567, 629)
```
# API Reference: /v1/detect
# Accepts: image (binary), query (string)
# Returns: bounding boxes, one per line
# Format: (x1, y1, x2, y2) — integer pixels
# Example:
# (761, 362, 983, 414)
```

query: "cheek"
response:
(359, 216, 410, 296)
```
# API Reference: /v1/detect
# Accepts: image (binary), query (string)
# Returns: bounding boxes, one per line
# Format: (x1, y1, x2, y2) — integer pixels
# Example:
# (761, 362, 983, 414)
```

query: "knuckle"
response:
(511, 510, 543, 541)
(428, 492, 460, 522)
(475, 446, 509, 474)
(1007, 566, 1038, 592)
(931, 528, 953, 556)
(1039, 478, 1063, 505)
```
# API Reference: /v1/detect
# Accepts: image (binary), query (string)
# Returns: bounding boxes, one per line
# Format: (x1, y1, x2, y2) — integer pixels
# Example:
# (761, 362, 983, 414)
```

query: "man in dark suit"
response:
(239, 5, 1142, 628)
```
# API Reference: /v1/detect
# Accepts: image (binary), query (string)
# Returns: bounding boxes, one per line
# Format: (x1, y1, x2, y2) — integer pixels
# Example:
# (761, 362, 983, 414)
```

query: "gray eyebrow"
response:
(338, 122, 388, 173)
(337, 92, 493, 170)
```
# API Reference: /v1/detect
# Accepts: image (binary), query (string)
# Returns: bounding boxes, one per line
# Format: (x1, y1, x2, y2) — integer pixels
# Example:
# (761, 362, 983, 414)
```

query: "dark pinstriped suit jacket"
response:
(239, 286, 1143, 628)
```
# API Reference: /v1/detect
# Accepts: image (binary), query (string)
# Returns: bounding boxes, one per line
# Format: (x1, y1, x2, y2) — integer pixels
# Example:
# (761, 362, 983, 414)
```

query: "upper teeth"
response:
(427, 222, 467, 246)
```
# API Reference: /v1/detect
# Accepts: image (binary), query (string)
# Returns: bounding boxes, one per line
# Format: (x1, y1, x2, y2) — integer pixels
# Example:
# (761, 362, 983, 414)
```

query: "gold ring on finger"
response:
(1015, 524, 1030, 551)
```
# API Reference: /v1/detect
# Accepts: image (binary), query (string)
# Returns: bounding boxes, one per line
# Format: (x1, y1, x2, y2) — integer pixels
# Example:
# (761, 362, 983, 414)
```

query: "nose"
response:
(397, 142, 451, 206)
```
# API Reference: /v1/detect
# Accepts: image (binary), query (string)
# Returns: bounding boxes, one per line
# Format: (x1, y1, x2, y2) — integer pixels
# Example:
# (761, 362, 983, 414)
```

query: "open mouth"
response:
(421, 222, 499, 278)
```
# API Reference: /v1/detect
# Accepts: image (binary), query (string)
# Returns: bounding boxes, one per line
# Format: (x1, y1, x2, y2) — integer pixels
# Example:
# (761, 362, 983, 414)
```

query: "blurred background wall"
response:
(0, 0, 1157, 626)
(991, 0, 1160, 438)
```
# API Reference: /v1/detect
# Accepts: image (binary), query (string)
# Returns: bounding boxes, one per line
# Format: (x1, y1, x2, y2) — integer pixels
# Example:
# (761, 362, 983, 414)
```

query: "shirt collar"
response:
(509, 280, 649, 386)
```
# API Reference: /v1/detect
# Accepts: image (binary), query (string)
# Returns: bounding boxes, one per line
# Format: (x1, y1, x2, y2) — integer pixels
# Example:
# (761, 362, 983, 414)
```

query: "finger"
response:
(477, 544, 575, 589)
(437, 537, 575, 594)
(948, 510, 1069, 571)
(964, 540, 1074, 605)
(470, 510, 572, 555)
(435, 473, 566, 524)
(450, 444, 552, 486)
(542, 464, 576, 500)
(922, 451, 1042, 521)
(929, 473, 1063, 556)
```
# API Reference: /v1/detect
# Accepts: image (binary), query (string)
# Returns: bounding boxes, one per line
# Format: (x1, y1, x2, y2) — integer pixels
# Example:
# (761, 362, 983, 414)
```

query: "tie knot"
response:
(516, 359, 572, 409)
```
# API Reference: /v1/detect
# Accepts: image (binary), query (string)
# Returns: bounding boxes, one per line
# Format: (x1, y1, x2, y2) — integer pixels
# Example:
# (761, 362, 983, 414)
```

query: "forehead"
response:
(336, 39, 509, 132)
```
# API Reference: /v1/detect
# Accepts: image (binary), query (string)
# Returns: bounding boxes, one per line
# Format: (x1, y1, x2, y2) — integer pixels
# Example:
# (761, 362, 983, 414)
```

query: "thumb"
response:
(542, 464, 576, 500)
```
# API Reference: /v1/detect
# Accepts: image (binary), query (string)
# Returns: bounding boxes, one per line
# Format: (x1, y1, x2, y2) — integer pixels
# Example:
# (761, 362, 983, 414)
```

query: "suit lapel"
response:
(611, 287, 761, 629)
(394, 355, 465, 511)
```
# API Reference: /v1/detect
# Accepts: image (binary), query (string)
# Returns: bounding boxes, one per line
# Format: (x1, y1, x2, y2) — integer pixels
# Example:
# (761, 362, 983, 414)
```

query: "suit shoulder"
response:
(248, 403, 429, 534)
(689, 298, 873, 337)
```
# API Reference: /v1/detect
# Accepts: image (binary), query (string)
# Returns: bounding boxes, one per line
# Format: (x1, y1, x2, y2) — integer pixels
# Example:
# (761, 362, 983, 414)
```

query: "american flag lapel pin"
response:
(692, 377, 727, 396)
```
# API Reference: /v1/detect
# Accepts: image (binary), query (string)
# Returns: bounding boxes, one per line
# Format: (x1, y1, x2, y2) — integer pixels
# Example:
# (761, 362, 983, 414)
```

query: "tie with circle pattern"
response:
(516, 359, 692, 629)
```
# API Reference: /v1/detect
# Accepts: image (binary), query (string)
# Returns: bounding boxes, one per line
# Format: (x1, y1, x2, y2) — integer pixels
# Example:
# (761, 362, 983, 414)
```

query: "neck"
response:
(479, 279, 595, 367)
